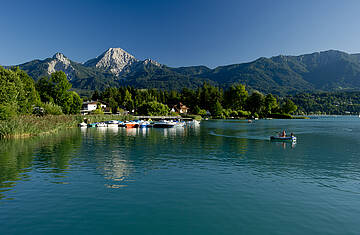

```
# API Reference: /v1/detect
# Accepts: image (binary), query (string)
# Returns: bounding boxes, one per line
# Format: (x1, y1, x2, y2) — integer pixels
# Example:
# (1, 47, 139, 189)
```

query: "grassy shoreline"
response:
(0, 115, 132, 139)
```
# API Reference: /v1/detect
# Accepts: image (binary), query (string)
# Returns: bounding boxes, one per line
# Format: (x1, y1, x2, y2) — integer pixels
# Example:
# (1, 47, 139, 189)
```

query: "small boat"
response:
(87, 123, 97, 128)
(270, 136, 296, 142)
(78, 122, 87, 127)
(153, 120, 177, 128)
(96, 122, 107, 127)
(124, 121, 138, 128)
(139, 121, 150, 128)
(106, 120, 119, 127)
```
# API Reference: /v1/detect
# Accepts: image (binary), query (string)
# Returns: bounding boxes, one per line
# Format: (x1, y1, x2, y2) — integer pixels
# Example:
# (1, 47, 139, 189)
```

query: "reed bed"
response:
(0, 114, 132, 139)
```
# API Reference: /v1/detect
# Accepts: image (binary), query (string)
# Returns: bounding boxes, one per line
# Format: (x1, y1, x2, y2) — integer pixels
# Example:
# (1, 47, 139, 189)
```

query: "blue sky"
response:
(1, 0, 360, 68)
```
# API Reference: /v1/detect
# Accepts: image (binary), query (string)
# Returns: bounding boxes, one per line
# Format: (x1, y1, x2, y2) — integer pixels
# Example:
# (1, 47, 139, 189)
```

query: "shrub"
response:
(198, 109, 207, 116)
(92, 108, 104, 115)
(0, 103, 18, 120)
(137, 101, 168, 116)
(42, 102, 63, 115)
(237, 110, 251, 117)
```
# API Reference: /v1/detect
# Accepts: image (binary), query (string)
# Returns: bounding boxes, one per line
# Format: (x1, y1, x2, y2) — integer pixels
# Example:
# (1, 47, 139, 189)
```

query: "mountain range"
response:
(8, 48, 360, 95)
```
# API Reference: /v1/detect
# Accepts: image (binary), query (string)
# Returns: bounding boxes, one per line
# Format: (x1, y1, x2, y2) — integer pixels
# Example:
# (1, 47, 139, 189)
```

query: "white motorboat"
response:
(96, 122, 107, 127)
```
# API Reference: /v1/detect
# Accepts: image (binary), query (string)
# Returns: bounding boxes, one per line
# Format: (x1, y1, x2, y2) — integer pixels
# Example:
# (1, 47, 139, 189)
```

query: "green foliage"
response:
(269, 113, 293, 119)
(95, 83, 295, 118)
(281, 99, 297, 114)
(42, 102, 63, 115)
(247, 92, 265, 115)
(224, 84, 248, 110)
(36, 71, 82, 114)
(264, 94, 278, 115)
(137, 101, 169, 116)
(92, 108, 104, 115)
(123, 89, 134, 111)
(288, 91, 360, 115)
(212, 100, 223, 117)
(0, 66, 40, 119)
(198, 109, 207, 116)
(0, 115, 79, 138)
(237, 110, 251, 117)
(0, 103, 18, 120)
(70, 92, 82, 114)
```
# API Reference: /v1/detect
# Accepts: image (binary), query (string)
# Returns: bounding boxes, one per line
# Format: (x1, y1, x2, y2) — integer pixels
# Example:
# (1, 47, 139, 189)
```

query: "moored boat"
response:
(125, 121, 138, 128)
(106, 120, 119, 127)
(96, 122, 107, 127)
(175, 121, 185, 127)
(139, 121, 151, 128)
(153, 120, 177, 128)
(78, 122, 87, 127)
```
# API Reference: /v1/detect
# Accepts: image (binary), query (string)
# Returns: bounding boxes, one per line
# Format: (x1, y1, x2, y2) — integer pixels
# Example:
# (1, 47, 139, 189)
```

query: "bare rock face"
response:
(143, 58, 161, 67)
(47, 53, 75, 80)
(84, 48, 138, 76)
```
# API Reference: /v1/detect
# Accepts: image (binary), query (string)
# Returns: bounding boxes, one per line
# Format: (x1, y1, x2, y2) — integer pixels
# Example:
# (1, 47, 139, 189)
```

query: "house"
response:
(80, 101, 107, 115)
(171, 102, 189, 114)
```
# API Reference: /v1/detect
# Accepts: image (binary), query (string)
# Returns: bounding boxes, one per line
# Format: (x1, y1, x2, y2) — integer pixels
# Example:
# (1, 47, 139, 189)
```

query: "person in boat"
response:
(290, 132, 294, 137)
(279, 130, 286, 137)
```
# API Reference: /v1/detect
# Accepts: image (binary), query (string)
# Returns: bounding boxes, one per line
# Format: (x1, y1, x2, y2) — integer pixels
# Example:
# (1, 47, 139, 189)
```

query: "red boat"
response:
(125, 122, 138, 128)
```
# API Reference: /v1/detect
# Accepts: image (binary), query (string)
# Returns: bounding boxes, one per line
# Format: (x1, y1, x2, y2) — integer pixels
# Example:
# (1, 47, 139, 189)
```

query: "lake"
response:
(1, 117, 360, 234)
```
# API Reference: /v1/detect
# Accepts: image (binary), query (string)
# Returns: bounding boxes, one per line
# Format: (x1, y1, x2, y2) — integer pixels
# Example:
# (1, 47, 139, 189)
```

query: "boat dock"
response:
(134, 116, 194, 121)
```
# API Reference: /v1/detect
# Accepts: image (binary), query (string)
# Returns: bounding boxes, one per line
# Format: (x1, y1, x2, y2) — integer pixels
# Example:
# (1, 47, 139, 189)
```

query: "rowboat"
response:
(270, 136, 296, 142)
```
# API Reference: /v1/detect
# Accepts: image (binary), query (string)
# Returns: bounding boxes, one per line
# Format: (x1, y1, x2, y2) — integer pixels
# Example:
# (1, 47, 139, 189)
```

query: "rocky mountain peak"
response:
(52, 53, 70, 65)
(84, 47, 138, 76)
(48, 52, 75, 80)
(143, 58, 161, 67)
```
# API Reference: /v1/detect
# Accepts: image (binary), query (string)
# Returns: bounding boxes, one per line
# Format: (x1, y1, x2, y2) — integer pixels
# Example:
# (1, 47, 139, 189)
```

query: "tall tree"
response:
(281, 99, 297, 114)
(247, 92, 264, 115)
(36, 71, 82, 114)
(224, 84, 248, 110)
(264, 94, 278, 115)
(123, 89, 134, 111)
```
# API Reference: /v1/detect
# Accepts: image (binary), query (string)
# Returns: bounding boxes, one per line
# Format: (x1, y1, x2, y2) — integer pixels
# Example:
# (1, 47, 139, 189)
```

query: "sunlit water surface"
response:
(1, 117, 360, 234)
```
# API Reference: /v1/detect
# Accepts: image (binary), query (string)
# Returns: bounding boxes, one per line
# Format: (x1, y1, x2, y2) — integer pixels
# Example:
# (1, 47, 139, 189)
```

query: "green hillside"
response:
(13, 49, 360, 95)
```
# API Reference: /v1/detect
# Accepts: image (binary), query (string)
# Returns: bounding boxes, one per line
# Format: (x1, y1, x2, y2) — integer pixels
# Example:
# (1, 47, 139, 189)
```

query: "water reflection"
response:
(0, 130, 81, 199)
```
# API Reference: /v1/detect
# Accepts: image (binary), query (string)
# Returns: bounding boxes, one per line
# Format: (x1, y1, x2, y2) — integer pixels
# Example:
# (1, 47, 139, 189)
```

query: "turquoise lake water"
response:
(0, 117, 360, 234)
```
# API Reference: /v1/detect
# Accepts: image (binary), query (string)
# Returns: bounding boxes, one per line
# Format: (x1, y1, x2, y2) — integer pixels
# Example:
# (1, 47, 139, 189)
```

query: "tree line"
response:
(91, 83, 298, 118)
(289, 92, 360, 115)
(0, 66, 82, 120)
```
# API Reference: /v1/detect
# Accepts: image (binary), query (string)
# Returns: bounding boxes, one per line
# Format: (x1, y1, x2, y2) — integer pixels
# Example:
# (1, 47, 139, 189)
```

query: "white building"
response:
(81, 101, 106, 115)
